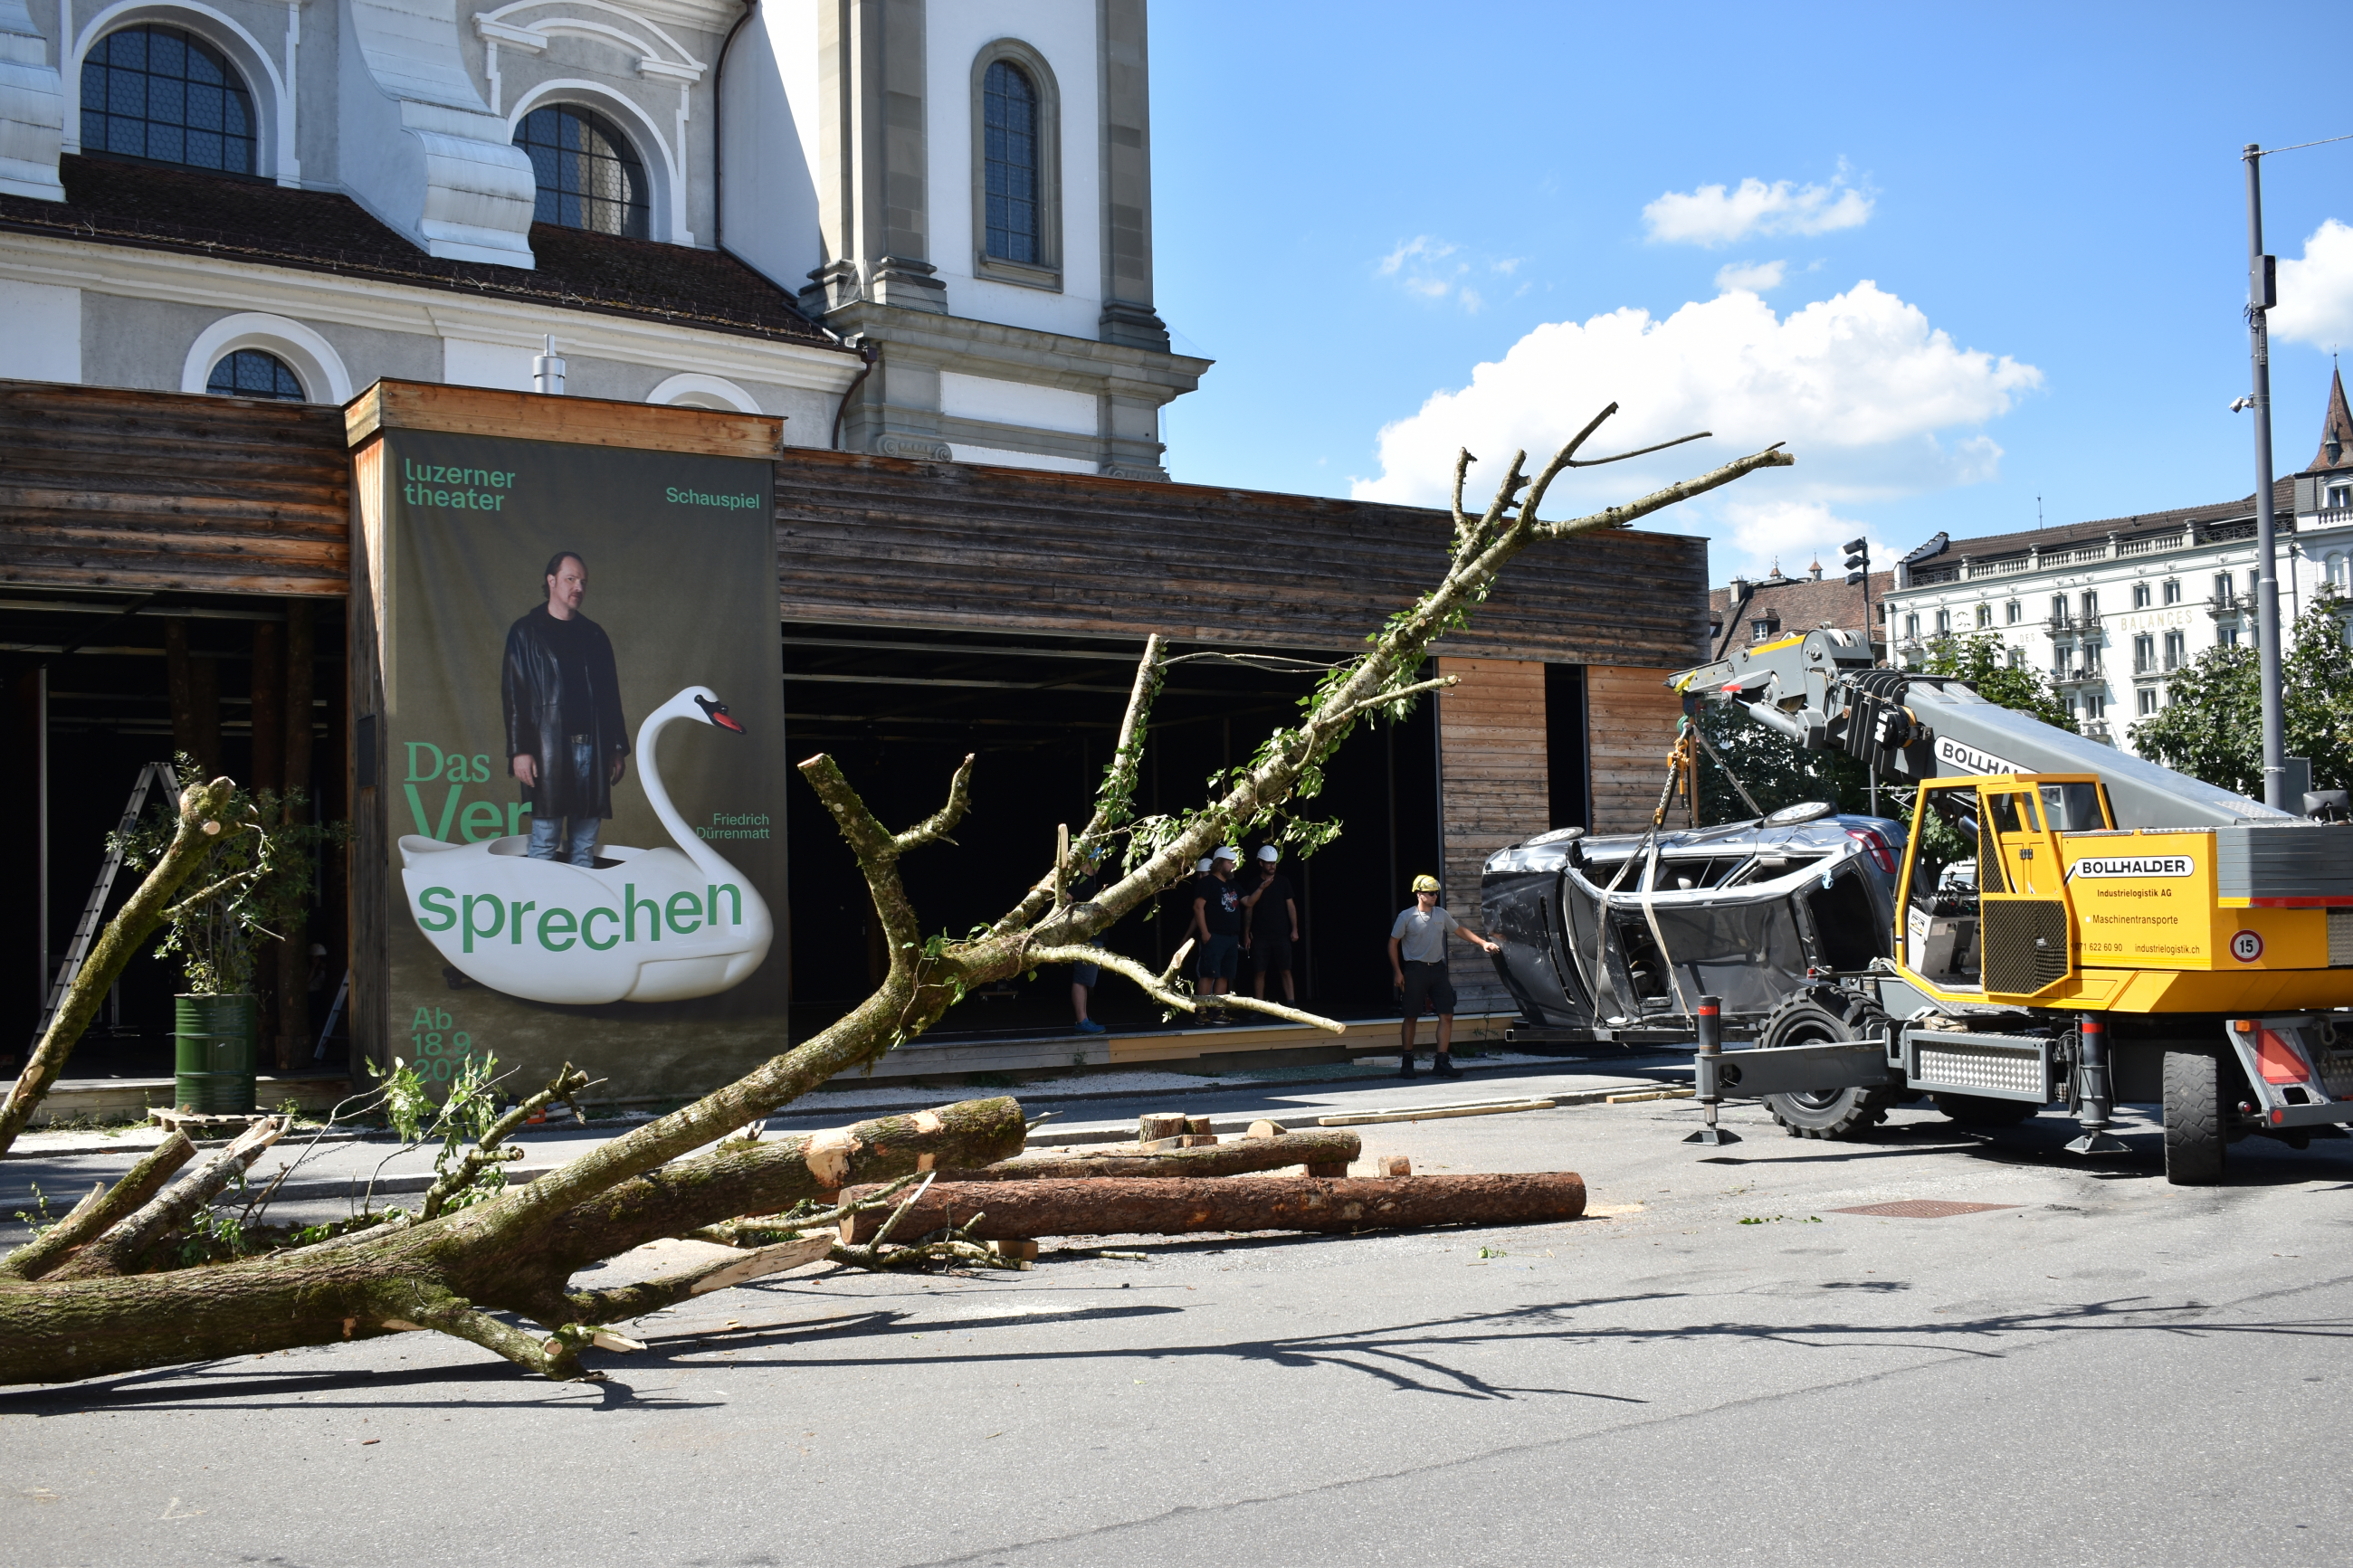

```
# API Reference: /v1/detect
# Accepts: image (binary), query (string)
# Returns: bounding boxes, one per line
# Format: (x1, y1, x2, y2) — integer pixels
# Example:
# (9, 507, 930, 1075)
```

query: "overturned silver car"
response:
(1481, 803, 1904, 1041)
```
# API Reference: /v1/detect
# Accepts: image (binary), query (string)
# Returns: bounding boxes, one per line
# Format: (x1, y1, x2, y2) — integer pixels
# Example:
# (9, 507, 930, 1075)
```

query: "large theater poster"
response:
(376, 429, 789, 1099)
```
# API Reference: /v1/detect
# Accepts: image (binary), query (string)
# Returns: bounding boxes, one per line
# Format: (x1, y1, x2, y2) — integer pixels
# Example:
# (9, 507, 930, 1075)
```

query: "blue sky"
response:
(1146, 3, 2353, 583)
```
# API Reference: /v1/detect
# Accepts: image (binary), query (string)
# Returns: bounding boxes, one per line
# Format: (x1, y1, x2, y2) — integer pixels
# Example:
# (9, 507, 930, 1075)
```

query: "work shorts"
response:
(1198, 933, 1240, 982)
(1252, 935, 1293, 974)
(1400, 959, 1456, 1019)
(1070, 962, 1100, 988)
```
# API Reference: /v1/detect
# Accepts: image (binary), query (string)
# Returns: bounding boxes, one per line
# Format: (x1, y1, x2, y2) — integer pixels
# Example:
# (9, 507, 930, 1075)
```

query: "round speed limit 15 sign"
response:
(2228, 930, 2264, 964)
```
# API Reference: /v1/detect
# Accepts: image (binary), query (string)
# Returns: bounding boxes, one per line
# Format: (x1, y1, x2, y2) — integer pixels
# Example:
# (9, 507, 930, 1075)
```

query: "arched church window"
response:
(205, 348, 305, 401)
(983, 61, 1039, 263)
(517, 106, 650, 239)
(81, 24, 257, 175)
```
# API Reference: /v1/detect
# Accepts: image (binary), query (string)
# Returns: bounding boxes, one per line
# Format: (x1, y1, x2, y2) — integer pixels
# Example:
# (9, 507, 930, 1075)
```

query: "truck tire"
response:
(1758, 990, 1900, 1140)
(2162, 1048, 2229, 1186)
(1931, 1093, 2037, 1127)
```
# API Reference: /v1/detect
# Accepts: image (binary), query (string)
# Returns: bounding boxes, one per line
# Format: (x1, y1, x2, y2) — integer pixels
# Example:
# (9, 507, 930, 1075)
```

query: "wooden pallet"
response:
(148, 1107, 269, 1136)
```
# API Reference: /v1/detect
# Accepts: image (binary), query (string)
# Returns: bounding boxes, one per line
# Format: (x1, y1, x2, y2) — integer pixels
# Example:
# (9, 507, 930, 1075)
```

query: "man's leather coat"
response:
(501, 604, 628, 819)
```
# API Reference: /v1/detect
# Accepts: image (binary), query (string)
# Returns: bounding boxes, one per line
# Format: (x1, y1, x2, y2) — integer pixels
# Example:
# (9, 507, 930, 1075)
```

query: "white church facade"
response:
(1883, 371, 2353, 752)
(0, 0, 1201, 472)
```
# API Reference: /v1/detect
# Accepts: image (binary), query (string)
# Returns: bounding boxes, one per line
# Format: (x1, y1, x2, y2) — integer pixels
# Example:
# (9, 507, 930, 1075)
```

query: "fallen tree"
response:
(0, 413, 1789, 1383)
(837, 1173, 1589, 1242)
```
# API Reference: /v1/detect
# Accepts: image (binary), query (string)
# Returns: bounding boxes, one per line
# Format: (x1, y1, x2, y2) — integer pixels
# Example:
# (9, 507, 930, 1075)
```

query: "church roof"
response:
(2310, 364, 2353, 474)
(0, 156, 844, 351)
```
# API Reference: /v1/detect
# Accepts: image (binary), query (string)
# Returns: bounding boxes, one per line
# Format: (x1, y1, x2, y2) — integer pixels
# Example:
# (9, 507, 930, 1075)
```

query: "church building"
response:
(0, 0, 1199, 473)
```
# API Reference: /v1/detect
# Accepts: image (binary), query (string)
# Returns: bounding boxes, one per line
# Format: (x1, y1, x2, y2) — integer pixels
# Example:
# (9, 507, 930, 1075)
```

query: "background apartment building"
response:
(1881, 371, 2353, 749)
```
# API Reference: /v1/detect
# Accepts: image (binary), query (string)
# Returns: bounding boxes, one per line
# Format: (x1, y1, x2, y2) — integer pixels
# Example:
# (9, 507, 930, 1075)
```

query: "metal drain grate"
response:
(1830, 1199, 2020, 1220)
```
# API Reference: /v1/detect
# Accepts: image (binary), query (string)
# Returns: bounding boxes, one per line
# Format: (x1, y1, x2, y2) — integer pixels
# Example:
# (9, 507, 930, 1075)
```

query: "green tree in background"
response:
(1915, 631, 2077, 731)
(1695, 701, 1871, 822)
(2130, 588, 2353, 796)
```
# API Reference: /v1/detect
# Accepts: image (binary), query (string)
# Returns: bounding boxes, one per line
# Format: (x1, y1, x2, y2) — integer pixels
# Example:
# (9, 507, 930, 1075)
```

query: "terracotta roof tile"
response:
(0, 156, 843, 350)
(1708, 568, 1892, 660)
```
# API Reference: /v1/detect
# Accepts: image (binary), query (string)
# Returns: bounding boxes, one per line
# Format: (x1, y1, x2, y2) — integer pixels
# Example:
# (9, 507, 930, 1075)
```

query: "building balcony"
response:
(2055, 666, 2107, 689)
(2207, 594, 2243, 620)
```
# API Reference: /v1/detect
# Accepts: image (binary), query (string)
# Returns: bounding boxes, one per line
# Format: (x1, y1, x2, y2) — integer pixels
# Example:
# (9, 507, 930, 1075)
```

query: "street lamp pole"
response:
(2243, 143, 2286, 811)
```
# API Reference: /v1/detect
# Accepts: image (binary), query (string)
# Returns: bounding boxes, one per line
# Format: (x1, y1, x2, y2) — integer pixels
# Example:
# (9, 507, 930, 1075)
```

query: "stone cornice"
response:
(822, 299, 1210, 399)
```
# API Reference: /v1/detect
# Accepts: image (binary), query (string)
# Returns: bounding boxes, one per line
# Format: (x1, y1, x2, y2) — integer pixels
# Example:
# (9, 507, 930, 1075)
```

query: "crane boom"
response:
(1669, 627, 2284, 828)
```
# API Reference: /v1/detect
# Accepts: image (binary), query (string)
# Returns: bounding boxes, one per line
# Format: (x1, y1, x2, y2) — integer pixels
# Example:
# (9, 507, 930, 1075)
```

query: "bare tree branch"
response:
(0, 778, 237, 1155)
(0, 1133, 196, 1281)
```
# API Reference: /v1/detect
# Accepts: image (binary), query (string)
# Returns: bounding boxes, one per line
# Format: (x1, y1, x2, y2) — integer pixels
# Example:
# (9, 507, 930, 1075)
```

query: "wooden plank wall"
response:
(772, 450, 1709, 666)
(0, 381, 350, 595)
(1586, 664, 1685, 833)
(1436, 657, 1548, 1015)
(0, 379, 1711, 670)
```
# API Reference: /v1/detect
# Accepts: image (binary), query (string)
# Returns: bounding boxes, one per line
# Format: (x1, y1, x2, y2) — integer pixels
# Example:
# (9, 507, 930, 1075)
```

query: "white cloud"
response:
(2273, 217, 2353, 348)
(1713, 259, 1786, 293)
(1349, 280, 2042, 578)
(1643, 166, 1874, 248)
(1719, 499, 1899, 582)
(1377, 235, 1457, 276)
(1373, 234, 1494, 311)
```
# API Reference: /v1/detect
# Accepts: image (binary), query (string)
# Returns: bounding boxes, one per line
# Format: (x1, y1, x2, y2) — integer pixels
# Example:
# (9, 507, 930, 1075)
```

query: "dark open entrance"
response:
(1, 590, 349, 1078)
(781, 623, 1438, 1042)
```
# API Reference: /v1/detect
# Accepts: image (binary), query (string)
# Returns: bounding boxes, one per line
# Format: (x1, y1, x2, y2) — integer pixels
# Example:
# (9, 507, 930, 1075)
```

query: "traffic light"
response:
(1842, 537, 1869, 587)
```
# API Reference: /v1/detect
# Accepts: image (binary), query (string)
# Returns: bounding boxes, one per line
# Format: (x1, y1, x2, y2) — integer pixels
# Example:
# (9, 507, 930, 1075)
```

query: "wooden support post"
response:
(164, 618, 221, 777)
(250, 620, 285, 794)
(276, 603, 316, 1070)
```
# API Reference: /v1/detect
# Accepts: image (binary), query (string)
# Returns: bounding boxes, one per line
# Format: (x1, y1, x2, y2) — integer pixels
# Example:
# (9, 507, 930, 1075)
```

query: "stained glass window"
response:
(517, 105, 650, 239)
(81, 25, 257, 175)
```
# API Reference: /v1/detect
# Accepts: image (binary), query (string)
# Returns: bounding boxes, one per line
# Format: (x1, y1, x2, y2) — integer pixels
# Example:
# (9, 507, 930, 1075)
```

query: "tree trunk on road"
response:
(838, 1173, 1588, 1242)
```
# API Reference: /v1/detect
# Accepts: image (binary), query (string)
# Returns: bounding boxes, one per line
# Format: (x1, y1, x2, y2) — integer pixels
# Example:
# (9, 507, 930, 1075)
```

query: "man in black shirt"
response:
(503, 551, 629, 866)
(1190, 845, 1245, 1019)
(1243, 844, 1300, 1003)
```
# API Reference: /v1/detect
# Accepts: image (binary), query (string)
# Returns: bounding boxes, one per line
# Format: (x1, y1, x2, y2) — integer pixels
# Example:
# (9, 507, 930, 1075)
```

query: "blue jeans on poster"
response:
(526, 740, 603, 867)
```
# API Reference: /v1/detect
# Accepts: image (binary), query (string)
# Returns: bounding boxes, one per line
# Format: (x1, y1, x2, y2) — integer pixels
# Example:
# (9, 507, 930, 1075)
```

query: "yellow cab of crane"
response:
(1891, 770, 2353, 1016)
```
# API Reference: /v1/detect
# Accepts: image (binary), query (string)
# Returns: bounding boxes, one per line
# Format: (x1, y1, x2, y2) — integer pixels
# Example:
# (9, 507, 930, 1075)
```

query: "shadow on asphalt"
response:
(14, 1277, 2353, 1413)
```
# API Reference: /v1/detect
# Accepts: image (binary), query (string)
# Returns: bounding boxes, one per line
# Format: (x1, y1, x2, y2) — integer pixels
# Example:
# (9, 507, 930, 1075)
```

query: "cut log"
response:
(1244, 1119, 1286, 1139)
(1181, 1134, 1218, 1148)
(1377, 1155, 1413, 1177)
(1138, 1113, 1186, 1142)
(837, 1172, 1587, 1242)
(1184, 1117, 1213, 1136)
(943, 1129, 1360, 1182)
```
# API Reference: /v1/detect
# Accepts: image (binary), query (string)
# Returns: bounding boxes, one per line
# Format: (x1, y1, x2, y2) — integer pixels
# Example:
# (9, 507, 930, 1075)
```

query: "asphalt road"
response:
(5, 1070, 2349, 1567)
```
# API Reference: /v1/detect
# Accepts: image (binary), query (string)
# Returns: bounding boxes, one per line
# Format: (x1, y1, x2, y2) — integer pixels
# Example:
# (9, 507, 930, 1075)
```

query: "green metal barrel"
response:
(173, 993, 257, 1115)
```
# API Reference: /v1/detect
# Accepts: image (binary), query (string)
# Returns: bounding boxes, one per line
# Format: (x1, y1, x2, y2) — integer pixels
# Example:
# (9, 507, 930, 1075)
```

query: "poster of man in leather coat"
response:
(501, 550, 629, 866)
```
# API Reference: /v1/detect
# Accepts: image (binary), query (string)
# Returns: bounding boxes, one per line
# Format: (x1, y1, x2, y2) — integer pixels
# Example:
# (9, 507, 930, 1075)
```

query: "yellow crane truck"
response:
(1668, 626, 2353, 1183)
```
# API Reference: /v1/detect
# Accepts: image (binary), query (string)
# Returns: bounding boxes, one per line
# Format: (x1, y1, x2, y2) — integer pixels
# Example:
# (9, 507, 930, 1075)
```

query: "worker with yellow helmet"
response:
(1387, 873, 1500, 1078)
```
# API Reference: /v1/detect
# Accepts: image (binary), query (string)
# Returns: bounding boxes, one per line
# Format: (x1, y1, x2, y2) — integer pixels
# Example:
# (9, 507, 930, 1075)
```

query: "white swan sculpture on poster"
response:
(398, 686, 773, 1003)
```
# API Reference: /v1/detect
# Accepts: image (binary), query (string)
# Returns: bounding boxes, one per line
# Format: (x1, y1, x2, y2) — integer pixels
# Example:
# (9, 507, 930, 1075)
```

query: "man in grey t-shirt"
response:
(1387, 873, 1500, 1079)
